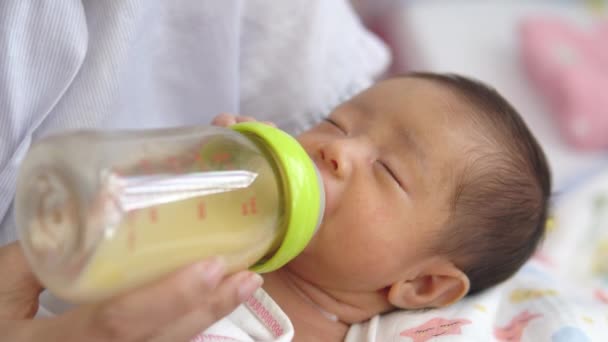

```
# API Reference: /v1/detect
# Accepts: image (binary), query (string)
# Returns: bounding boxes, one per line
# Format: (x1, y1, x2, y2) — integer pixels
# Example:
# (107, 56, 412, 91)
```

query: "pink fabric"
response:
(519, 17, 608, 150)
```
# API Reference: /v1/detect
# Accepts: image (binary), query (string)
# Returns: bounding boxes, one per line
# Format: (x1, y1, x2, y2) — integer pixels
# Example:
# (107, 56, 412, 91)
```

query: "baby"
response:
(206, 72, 551, 341)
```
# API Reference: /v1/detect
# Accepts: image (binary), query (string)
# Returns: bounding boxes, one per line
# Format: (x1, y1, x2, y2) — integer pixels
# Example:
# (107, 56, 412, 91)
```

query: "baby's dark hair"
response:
(407, 72, 552, 295)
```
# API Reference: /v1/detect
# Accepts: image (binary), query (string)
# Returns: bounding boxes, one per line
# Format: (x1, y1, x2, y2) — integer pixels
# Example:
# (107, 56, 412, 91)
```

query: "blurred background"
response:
(352, 0, 608, 194)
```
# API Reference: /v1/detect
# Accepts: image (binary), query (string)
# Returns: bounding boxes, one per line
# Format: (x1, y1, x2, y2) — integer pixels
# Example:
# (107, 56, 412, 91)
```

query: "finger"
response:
(150, 271, 263, 342)
(205, 270, 262, 317)
(89, 259, 227, 341)
(235, 116, 256, 123)
(262, 121, 277, 127)
(148, 309, 215, 342)
(0, 242, 44, 319)
(0, 320, 35, 341)
(211, 113, 237, 127)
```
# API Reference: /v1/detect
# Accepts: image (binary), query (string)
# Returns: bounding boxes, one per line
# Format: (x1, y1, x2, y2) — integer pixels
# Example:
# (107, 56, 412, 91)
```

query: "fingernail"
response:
(198, 258, 225, 287)
(238, 273, 263, 301)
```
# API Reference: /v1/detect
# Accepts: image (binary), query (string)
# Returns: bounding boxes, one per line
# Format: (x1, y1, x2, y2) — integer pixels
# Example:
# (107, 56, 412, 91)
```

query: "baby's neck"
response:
(262, 268, 393, 341)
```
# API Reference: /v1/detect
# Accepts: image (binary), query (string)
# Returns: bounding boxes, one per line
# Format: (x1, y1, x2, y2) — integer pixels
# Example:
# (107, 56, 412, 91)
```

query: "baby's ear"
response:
(387, 262, 469, 309)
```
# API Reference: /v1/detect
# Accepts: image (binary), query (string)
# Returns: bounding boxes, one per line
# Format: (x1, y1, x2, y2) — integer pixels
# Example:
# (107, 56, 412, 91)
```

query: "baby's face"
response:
(290, 77, 476, 292)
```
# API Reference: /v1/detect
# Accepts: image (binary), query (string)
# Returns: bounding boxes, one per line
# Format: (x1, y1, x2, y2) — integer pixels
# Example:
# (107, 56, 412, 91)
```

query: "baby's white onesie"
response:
(191, 289, 294, 342)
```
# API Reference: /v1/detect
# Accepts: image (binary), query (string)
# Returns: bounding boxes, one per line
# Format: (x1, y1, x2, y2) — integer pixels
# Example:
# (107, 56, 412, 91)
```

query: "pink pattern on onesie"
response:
(399, 317, 472, 342)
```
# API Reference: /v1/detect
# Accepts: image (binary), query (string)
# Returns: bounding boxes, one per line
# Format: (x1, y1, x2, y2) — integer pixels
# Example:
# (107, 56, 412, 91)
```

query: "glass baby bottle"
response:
(15, 122, 324, 303)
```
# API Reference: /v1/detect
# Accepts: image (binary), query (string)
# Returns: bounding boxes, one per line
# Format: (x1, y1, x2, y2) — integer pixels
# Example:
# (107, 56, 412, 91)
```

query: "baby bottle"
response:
(15, 122, 324, 303)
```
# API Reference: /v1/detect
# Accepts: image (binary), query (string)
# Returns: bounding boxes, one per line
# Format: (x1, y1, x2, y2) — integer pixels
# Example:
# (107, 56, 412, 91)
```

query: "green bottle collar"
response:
(231, 122, 324, 273)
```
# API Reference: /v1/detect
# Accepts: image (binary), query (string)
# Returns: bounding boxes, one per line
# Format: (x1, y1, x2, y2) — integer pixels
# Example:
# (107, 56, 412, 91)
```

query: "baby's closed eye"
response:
(323, 118, 347, 135)
(377, 160, 407, 191)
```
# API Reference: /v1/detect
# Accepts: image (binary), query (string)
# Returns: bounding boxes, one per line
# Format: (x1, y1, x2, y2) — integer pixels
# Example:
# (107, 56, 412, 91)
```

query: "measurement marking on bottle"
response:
(212, 152, 234, 169)
(149, 208, 158, 223)
(198, 202, 206, 220)
(241, 197, 257, 216)
(124, 194, 262, 225)
(212, 152, 230, 163)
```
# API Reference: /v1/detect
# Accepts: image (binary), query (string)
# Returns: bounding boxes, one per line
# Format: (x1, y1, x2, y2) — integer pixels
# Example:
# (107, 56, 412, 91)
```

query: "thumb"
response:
(0, 241, 44, 319)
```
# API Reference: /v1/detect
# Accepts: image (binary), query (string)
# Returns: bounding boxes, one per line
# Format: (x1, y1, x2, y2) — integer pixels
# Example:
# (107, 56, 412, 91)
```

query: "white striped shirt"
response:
(0, 0, 389, 245)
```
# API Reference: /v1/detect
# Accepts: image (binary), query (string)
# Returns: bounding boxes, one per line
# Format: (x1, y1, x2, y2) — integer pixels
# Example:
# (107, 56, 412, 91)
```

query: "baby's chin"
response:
(284, 250, 328, 285)
(285, 252, 371, 294)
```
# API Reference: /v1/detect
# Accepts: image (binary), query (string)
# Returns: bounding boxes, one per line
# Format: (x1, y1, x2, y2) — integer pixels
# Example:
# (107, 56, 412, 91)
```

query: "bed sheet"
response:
(354, 168, 608, 341)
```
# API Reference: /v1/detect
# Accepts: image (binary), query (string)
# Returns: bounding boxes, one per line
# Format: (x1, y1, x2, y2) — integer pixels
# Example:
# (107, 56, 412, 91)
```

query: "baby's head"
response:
(291, 72, 551, 311)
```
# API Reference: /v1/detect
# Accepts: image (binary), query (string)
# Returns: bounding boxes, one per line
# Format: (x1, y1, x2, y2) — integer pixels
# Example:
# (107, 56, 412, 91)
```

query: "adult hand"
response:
(0, 242, 262, 341)
(212, 113, 276, 128)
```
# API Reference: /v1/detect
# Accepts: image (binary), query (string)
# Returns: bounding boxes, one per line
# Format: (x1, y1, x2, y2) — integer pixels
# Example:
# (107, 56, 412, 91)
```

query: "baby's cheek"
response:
(355, 198, 402, 227)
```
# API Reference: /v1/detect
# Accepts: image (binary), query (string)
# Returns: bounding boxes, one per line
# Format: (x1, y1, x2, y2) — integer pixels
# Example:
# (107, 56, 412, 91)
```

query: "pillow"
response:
(519, 17, 608, 150)
(238, 0, 390, 135)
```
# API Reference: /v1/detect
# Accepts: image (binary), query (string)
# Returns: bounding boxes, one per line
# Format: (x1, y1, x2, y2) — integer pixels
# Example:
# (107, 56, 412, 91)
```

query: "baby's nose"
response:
(320, 143, 352, 178)
(320, 150, 337, 169)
